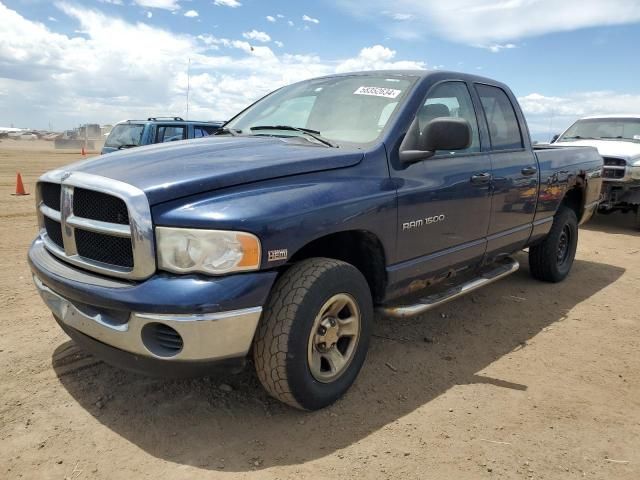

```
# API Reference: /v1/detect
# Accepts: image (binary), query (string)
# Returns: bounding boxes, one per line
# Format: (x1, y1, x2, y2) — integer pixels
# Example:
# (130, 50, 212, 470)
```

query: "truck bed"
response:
(533, 144, 603, 222)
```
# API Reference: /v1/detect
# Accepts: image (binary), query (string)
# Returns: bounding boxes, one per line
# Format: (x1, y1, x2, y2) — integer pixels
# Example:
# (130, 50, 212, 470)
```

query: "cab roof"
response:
(580, 114, 640, 120)
(301, 69, 512, 92)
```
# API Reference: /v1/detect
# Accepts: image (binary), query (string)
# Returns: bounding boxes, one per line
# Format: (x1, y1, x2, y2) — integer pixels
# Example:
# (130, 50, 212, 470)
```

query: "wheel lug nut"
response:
(318, 326, 326, 335)
(318, 342, 326, 350)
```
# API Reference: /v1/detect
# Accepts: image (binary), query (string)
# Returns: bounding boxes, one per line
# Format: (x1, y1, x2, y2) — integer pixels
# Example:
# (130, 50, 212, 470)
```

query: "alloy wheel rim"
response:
(307, 293, 361, 383)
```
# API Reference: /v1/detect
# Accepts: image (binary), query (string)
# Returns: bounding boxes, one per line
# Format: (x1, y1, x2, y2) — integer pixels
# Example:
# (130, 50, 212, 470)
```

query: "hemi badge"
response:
(268, 249, 288, 262)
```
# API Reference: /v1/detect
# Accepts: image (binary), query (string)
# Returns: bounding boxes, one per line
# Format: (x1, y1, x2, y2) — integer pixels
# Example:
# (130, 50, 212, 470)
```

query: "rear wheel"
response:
(529, 205, 578, 283)
(634, 206, 640, 230)
(253, 258, 373, 410)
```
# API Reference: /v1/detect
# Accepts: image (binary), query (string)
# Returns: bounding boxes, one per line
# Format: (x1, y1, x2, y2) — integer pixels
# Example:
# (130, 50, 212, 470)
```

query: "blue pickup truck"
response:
(29, 71, 602, 410)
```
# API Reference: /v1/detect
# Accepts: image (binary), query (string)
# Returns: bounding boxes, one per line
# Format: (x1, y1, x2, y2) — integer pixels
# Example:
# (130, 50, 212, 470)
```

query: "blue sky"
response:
(2, 0, 640, 140)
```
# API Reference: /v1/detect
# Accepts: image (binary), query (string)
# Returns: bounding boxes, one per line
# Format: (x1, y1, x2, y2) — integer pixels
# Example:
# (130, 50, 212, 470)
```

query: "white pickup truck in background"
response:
(553, 115, 640, 229)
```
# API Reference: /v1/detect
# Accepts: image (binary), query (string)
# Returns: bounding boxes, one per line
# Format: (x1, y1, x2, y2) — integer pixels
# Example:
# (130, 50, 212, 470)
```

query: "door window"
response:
(404, 82, 481, 154)
(156, 125, 186, 143)
(194, 125, 219, 138)
(476, 85, 523, 151)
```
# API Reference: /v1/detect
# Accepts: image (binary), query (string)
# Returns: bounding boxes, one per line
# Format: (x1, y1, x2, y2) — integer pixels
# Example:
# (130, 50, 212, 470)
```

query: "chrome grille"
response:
(73, 188, 130, 225)
(43, 216, 63, 249)
(603, 157, 627, 167)
(602, 157, 627, 181)
(36, 171, 155, 280)
(41, 182, 61, 210)
(75, 229, 134, 268)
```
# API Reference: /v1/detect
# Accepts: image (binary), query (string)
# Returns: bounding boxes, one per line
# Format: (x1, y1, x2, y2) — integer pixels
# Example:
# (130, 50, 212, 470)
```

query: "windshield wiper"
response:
(214, 127, 241, 136)
(249, 125, 337, 148)
(562, 135, 595, 140)
(116, 144, 138, 149)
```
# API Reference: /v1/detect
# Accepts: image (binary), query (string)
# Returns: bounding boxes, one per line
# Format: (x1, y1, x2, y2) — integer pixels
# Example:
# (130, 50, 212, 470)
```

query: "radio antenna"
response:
(186, 57, 191, 120)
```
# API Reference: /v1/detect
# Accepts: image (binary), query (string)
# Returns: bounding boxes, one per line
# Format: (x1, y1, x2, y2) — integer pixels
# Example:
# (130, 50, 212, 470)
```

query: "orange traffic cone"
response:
(12, 173, 29, 196)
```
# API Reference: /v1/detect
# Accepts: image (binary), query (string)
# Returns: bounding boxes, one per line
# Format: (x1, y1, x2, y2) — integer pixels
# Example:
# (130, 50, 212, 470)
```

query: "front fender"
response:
(152, 150, 397, 270)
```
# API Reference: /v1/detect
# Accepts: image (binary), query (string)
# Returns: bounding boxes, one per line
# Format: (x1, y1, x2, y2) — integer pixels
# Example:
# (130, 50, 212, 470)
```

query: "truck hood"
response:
(555, 139, 640, 163)
(66, 136, 364, 205)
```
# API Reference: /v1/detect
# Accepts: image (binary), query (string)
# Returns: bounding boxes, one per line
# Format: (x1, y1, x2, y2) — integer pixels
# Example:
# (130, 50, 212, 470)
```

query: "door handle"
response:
(470, 172, 492, 185)
(521, 166, 538, 176)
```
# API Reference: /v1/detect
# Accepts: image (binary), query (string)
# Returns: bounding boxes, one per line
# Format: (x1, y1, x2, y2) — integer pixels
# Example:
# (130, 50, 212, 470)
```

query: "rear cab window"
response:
(476, 84, 524, 151)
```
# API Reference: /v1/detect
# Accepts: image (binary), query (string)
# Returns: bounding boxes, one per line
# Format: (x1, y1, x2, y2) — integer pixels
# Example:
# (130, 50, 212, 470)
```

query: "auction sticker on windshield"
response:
(354, 86, 402, 98)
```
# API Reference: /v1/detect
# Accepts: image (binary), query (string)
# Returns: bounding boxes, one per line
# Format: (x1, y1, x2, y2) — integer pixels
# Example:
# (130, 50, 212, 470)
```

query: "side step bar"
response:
(378, 257, 520, 319)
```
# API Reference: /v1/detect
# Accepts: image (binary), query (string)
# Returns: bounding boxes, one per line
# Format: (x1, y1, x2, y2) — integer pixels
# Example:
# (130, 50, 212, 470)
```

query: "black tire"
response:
(635, 207, 640, 230)
(253, 258, 373, 410)
(529, 205, 578, 283)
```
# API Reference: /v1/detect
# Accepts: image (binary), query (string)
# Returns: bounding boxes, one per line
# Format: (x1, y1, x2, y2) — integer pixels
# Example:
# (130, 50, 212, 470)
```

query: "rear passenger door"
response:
(475, 84, 538, 258)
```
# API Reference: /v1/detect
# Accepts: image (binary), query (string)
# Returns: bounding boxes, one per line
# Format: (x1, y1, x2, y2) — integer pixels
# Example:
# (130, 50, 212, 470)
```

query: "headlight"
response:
(631, 164, 640, 180)
(156, 227, 261, 275)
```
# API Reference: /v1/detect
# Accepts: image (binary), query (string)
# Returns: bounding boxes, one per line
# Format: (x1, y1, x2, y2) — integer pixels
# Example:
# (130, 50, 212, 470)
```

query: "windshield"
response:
(225, 74, 417, 146)
(104, 123, 145, 148)
(558, 118, 640, 143)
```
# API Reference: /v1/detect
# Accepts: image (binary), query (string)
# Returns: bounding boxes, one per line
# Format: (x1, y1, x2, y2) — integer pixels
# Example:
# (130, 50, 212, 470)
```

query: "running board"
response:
(378, 257, 520, 319)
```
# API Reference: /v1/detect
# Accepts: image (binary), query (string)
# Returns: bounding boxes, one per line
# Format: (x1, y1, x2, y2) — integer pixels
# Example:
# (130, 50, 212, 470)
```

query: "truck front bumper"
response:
(28, 238, 277, 376)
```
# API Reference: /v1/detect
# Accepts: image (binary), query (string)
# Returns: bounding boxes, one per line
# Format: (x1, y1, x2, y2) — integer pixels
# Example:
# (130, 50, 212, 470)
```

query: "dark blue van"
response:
(101, 117, 224, 154)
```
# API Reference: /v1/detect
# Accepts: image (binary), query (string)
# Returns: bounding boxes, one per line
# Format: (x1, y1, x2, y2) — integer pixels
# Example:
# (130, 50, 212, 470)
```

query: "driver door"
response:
(391, 81, 492, 283)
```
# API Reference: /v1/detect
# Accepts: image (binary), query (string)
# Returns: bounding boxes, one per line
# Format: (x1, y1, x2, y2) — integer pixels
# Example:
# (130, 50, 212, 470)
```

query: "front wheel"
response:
(529, 205, 578, 283)
(253, 258, 373, 410)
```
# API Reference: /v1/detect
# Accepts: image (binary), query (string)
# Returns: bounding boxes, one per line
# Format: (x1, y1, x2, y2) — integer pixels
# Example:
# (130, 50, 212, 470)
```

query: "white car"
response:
(553, 115, 640, 228)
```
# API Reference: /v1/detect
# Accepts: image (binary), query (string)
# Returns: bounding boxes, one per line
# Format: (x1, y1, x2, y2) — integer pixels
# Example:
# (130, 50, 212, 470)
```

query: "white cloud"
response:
(48, 16, 58, 22)
(335, 45, 425, 73)
(479, 43, 517, 53)
(184, 9, 198, 17)
(196, 33, 221, 48)
(384, 12, 414, 21)
(302, 14, 319, 24)
(242, 29, 271, 43)
(213, 0, 241, 7)
(274, 40, 284, 48)
(98, 0, 123, 4)
(146, 11, 152, 18)
(337, 0, 640, 44)
(3, 2, 636, 146)
(287, 20, 294, 27)
(266, 15, 275, 22)
(0, 3, 427, 129)
(133, 0, 180, 11)
(227, 40, 276, 59)
(519, 91, 640, 140)
(276, 14, 284, 18)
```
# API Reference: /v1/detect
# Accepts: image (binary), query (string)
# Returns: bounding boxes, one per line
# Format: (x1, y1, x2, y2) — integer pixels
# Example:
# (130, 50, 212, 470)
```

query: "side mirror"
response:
(551, 134, 560, 143)
(400, 117, 472, 165)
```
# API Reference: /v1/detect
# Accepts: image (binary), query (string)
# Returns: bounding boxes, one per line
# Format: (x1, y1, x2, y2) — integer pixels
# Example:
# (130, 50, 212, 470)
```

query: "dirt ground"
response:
(0, 140, 638, 480)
